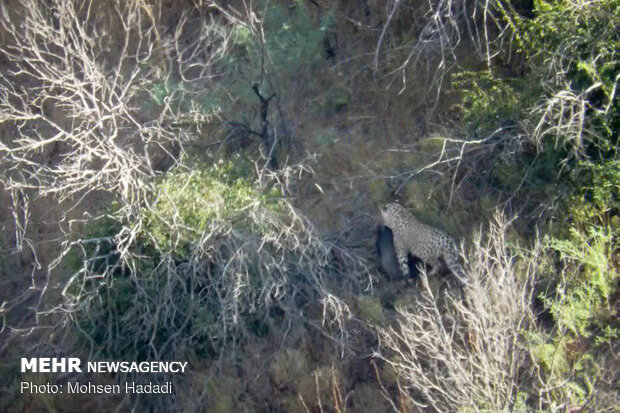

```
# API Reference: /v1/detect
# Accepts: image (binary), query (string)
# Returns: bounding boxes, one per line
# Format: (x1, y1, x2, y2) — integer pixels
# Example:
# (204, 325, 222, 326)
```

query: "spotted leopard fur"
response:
(380, 203, 466, 283)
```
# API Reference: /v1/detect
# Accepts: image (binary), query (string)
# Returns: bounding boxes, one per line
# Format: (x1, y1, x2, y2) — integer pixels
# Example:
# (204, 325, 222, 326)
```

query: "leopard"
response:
(380, 202, 467, 284)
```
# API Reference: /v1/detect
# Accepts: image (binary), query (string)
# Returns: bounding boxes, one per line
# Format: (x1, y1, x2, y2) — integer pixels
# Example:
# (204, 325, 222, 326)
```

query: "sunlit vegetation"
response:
(0, 0, 617, 411)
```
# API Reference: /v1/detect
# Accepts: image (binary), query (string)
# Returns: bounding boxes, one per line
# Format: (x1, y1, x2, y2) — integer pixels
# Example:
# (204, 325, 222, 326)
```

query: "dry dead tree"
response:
(0, 0, 231, 211)
(0, 0, 232, 334)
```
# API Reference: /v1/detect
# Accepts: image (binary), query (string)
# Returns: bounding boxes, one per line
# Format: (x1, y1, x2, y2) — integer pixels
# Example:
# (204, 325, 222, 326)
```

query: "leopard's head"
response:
(380, 203, 402, 224)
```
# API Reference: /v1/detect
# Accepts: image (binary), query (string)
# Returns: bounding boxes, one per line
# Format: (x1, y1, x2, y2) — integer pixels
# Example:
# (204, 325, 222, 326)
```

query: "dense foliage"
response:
(0, 0, 617, 412)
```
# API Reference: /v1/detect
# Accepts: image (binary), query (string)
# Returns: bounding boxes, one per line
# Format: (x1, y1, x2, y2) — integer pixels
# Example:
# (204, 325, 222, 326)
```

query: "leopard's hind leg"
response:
(443, 249, 467, 284)
(392, 235, 410, 278)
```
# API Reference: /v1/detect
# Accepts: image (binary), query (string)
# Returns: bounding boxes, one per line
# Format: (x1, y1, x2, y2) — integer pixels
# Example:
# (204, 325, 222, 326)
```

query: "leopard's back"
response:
(380, 203, 466, 282)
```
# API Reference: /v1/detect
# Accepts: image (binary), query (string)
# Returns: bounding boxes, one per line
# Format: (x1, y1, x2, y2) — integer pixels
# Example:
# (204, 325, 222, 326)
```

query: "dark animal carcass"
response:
(375, 225, 421, 281)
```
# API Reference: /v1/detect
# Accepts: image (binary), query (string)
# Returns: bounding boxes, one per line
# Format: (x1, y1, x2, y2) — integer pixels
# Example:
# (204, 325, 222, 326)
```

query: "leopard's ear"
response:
(380, 204, 393, 222)
(388, 181, 404, 201)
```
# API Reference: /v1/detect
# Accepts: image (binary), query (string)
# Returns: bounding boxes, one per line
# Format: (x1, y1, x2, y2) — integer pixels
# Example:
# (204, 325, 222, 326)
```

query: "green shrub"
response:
(451, 71, 539, 133)
(143, 154, 283, 255)
(61, 152, 365, 372)
(63, 156, 287, 361)
(270, 349, 310, 389)
(524, 0, 619, 155)
(223, 2, 331, 103)
(569, 160, 619, 228)
(543, 226, 617, 337)
(262, 3, 330, 75)
(439, 5, 619, 408)
(356, 295, 386, 326)
(205, 376, 241, 413)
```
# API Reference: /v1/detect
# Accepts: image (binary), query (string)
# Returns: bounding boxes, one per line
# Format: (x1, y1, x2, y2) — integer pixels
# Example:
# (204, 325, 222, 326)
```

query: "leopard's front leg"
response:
(393, 236, 410, 278)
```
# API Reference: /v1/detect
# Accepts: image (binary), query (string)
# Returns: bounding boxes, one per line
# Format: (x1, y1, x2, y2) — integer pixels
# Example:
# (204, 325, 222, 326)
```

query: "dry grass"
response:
(376, 214, 543, 412)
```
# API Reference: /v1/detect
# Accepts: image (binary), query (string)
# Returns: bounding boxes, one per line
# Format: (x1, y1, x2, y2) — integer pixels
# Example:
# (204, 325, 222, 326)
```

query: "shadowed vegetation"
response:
(0, 0, 617, 412)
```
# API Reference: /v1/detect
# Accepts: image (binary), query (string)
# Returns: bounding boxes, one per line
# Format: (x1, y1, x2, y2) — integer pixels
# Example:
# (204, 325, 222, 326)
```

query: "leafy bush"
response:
(355, 295, 386, 326)
(269, 348, 310, 389)
(143, 155, 283, 255)
(544, 226, 617, 337)
(450, 0, 618, 192)
(523, 0, 619, 157)
(231, 2, 329, 77)
(452, 71, 539, 133)
(216, 1, 330, 113)
(61, 155, 366, 368)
